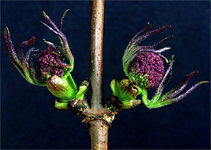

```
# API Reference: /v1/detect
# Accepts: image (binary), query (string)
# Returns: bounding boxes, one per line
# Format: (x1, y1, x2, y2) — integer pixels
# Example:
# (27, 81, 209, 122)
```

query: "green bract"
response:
(46, 70, 78, 100)
(110, 79, 141, 109)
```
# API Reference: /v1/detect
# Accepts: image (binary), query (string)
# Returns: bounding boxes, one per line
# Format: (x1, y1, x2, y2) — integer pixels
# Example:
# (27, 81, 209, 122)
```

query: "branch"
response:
(90, 0, 105, 112)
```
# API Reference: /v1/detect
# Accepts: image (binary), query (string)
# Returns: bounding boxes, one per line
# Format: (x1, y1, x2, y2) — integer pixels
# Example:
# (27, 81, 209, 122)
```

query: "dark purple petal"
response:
(42, 11, 60, 33)
(60, 9, 70, 31)
(140, 47, 171, 54)
(56, 46, 66, 56)
(42, 11, 66, 41)
(154, 36, 173, 49)
(18, 36, 35, 68)
(170, 81, 209, 102)
(25, 48, 41, 83)
(163, 70, 199, 101)
(18, 37, 37, 83)
(18, 36, 35, 64)
(55, 54, 71, 68)
(41, 11, 74, 67)
(126, 22, 152, 50)
(4, 27, 24, 75)
(132, 36, 173, 51)
(124, 45, 143, 69)
(161, 81, 209, 106)
(157, 54, 169, 63)
(43, 39, 57, 50)
(155, 58, 174, 96)
(162, 69, 172, 89)
(133, 24, 171, 48)
(41, 21, 60, 35)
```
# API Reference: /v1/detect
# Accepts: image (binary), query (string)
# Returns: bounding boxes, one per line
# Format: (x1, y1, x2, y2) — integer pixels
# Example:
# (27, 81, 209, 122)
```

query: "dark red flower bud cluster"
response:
(128, 52, 164, 89)
(37, 48, 65, 80)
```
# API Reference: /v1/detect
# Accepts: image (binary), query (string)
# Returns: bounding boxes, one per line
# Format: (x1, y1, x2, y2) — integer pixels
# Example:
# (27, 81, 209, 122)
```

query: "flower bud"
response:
(33, 46, 78, 100)
(4, 10, 80, 103)
(46, 74, 77, 100)
(128, 52, 164, 89)
(36, 48, 66, 81)
(121, 23, 208, 109)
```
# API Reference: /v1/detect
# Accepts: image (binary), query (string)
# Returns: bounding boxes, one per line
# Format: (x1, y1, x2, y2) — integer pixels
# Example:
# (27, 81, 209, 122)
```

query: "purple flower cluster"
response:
(3, 10, 74, 87)
(121, 23, 208, 108)
(37, 48, 65, 80)
(128, 52, 164, 89)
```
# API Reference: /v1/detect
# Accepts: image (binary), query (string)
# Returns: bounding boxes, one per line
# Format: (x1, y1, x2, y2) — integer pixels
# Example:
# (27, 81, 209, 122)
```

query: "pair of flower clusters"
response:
(4, 10, 208, 111)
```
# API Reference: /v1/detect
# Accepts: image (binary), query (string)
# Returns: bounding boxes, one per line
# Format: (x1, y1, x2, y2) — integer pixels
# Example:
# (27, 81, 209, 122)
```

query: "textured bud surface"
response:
(128, 52, 164, 89)
(37, 48, 65, 81)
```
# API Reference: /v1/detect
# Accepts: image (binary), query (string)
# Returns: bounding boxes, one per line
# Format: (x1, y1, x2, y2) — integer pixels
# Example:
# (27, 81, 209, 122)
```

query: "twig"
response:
(90, 0, 104, 112)
(89, 0, 109, 150)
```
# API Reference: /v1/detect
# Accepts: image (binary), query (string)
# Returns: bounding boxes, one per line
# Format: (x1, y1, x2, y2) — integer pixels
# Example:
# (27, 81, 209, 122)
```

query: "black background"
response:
(1, 1, 210, 149)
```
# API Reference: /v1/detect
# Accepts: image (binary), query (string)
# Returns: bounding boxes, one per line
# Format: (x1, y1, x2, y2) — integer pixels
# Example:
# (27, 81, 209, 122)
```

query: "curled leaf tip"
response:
(29, 36, 36, 45)
(60, 9, 70, 31)
(4, 26, 9, 32)
(64, 9, 70, 13)
(42, 11, 51, 21)
(147, 22, 152, 29)
(189, 70, 199, 77)
(199, 81, 209, 84)
(161, 24, 171, 31)
(166, 25, 172, 28)
(42, 11, 47, 16)
(162, 47, 171, 51)
(4, 27, 10, 37)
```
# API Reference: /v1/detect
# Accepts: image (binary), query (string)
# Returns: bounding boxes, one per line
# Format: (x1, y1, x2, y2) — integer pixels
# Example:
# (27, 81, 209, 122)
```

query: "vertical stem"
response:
(90, 0, 105, 112)
(89, 0, 108, 150)
(89, 120, 109, 150)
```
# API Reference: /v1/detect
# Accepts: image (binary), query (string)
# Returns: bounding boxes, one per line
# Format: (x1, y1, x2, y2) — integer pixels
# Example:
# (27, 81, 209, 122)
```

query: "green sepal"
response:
(110, 79, 141, 109)
(121, 99, 141, 109)
(111, 79, 134, 101)
(55, 99, 68, 109)
(76, 79, 89, 100)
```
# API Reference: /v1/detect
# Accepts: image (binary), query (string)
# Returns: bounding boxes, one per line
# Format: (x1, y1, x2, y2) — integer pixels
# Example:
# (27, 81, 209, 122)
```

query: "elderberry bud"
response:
(4, 10, 79, 101)
(128, 52, 164, 89)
